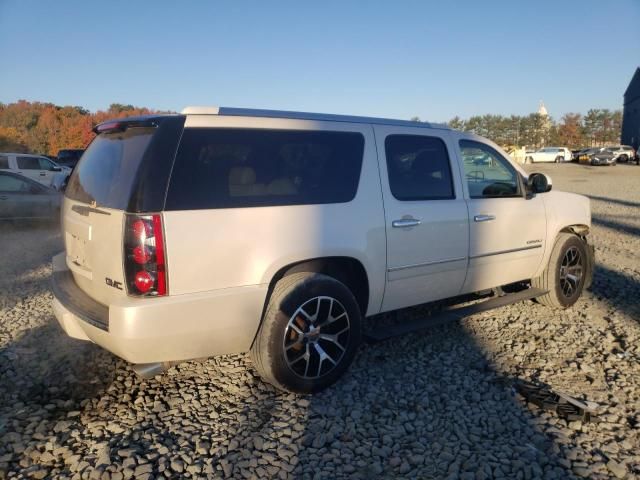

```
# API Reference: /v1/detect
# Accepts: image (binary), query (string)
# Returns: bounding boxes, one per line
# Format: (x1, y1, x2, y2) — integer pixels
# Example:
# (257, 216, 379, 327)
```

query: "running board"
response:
(365, 287, 548, 343)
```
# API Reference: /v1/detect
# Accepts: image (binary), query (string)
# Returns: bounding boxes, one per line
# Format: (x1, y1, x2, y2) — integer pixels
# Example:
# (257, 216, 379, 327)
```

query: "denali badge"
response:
(526, 239, 542, 245)
(105, 277, 123, 290)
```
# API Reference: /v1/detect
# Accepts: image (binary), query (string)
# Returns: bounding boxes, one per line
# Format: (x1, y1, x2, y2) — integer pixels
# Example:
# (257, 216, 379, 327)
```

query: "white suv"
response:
(606, 145, 635, 163)
(51, 107, 594, 393)
(525, 147, 572, 163)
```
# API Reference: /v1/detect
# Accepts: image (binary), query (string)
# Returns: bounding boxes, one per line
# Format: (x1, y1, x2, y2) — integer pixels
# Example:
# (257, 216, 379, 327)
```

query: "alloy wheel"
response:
(283, 296, 350, 379)
(559, 246, 583, 298)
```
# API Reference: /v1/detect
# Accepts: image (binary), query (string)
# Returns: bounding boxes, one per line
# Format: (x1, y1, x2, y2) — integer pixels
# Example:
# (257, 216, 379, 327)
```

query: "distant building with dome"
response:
(537, 101, 552, 146)
(538, 101, 548, 117)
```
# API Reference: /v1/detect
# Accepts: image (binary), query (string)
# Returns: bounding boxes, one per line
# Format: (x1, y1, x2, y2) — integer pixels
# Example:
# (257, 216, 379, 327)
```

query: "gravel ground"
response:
(1, 162, 639, 479)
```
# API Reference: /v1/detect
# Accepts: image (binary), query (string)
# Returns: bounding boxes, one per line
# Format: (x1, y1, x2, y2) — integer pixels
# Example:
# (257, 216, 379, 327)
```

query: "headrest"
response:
(229, 167, 256, 185)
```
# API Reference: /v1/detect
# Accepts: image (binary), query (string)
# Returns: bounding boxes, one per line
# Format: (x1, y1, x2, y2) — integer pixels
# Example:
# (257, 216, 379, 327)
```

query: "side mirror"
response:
(52, 166, 62, 172)
(29, 185, 42, 194)
(527, 172, 552, 195)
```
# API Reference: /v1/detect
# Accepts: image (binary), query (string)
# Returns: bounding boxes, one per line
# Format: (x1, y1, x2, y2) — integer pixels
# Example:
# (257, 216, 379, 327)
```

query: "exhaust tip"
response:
(132, 362, 175, 379)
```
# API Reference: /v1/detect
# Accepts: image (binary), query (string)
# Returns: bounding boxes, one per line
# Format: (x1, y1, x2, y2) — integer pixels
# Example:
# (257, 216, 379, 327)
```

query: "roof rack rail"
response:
(180, 106, 450, 130)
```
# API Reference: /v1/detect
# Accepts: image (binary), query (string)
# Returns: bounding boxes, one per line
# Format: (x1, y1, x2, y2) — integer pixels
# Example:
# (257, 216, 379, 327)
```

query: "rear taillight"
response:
(124, 214, 168, 297)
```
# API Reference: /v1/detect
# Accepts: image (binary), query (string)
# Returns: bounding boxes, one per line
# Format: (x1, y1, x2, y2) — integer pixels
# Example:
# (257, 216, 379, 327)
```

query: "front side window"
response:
(17, 156, 40, 170)
(384, 134, 454, 201)
(38, 157, 55, 170)
(460, 140, 520, 198)
(166, 128, 365, 210)
(0, 174, 31, 192)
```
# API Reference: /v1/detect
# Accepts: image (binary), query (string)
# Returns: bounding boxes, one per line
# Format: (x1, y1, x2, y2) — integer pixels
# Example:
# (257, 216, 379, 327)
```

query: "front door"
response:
(0, 173, 43, 218)
(457, 139, 547, 293)
(15, 156, 55, 186)
(375, 126, 469, 312)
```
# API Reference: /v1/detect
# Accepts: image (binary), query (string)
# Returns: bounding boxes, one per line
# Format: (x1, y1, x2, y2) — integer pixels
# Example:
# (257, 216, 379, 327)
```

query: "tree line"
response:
(413, 109, 623, 149)
(0, 100, 624, 156)
(0, 100, 163, 156)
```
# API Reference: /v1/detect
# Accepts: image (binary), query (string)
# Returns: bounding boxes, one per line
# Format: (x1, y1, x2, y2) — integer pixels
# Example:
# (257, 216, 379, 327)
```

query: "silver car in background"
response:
(0, 171, 61, 221)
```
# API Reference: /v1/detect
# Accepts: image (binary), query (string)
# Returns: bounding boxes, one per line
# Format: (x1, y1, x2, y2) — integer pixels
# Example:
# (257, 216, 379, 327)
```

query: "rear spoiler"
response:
(92, 119, 158, 134)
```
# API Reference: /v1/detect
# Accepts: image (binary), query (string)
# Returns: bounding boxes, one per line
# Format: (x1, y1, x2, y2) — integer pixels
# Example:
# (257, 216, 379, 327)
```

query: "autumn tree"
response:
(556, 113, 583, 148)
(0, 100, 162, 156)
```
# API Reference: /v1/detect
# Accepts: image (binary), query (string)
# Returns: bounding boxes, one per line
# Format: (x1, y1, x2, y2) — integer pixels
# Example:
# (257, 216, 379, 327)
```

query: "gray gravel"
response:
(1, 162, 639, 479)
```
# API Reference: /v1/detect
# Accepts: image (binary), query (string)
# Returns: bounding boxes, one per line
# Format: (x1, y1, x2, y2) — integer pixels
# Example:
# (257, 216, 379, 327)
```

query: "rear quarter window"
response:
(165, 128, 365, 210)
(0, 155, 9, 169)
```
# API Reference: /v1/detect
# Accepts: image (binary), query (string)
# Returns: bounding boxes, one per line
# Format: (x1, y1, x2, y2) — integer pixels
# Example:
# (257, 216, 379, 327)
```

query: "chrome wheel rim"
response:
(559, 246, 583, 298)
(283, 296, 350, 379)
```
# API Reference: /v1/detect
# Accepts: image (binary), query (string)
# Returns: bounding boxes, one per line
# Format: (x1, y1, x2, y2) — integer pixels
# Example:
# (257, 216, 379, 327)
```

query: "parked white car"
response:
(606, 145, 635, 163)
(51, 107, 594, 393)
(525, 147, 572, 163)
(0, 153, 71, 189)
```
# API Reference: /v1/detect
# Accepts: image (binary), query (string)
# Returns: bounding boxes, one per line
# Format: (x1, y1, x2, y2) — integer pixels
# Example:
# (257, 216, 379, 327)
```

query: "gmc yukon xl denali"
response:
(52, 107, 594, 393)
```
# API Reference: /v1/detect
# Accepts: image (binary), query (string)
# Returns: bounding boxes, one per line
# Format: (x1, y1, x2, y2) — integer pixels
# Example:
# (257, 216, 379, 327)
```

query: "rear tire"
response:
(533, 233, 588, 309)
(250, 272, 362, 393)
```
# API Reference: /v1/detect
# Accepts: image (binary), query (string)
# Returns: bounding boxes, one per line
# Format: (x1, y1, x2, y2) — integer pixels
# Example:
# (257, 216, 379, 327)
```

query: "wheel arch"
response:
(268, 256, 370, 314)
(559, 224, 590, 237)
(533, 223, 591, 279)
(251, 256, 371, 348)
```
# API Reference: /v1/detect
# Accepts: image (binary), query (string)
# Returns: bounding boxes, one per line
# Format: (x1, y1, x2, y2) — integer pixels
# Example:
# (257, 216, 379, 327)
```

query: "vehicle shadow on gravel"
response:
(291, 319, 586, 479)
(0, 321, 121, 478)
(587, 195, 640, 209)
(592, 215, 640, 237)
(0, 313, 586, 480)
(589, 263, 640, 321)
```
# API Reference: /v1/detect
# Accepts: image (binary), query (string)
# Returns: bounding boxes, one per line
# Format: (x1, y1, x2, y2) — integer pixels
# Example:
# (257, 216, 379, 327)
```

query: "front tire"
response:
(533, 233, 588, 309)
(250, 272, 362, 393)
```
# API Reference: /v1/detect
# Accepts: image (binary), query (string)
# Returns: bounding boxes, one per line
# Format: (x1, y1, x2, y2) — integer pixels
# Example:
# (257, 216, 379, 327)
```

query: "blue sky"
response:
(1, 0, 638, 122)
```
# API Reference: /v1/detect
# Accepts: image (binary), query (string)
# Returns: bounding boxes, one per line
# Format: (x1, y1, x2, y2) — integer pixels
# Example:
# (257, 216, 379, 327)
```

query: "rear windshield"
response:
(65, 127, 155, 209)
(165, 128, 365, 210)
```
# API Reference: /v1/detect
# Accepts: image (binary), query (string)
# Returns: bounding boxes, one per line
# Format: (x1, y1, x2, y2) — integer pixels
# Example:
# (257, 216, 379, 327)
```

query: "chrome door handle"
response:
(474, 214, 496, 222)
(39, 172, 46, 176)
(392, 218, 421, 228)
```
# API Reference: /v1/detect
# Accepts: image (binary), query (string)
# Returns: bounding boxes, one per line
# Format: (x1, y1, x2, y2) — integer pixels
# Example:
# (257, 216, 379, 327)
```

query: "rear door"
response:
(374, 125, 469, 312)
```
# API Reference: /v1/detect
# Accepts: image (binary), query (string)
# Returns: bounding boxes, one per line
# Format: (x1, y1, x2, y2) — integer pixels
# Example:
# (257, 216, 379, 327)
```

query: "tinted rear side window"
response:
(385, 134, 454, 200)
(65, 127, 155, 209)
(0, 155, 9, 169)
(166, 128, 365, 210)
(17, 156, 41, 169)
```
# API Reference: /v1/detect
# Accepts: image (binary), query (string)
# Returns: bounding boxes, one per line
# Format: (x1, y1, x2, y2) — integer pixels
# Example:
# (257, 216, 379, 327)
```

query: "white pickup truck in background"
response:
(0, 153, 71, 190)
(525, 147, 572, 163)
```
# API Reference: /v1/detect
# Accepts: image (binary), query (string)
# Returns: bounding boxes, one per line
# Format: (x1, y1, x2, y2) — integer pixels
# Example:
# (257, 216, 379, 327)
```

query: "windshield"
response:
(65, 127, 155, 209)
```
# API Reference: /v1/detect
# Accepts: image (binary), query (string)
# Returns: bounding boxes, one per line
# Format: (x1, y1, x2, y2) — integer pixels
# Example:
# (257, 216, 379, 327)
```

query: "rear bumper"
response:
(51, 252, 268, 363)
